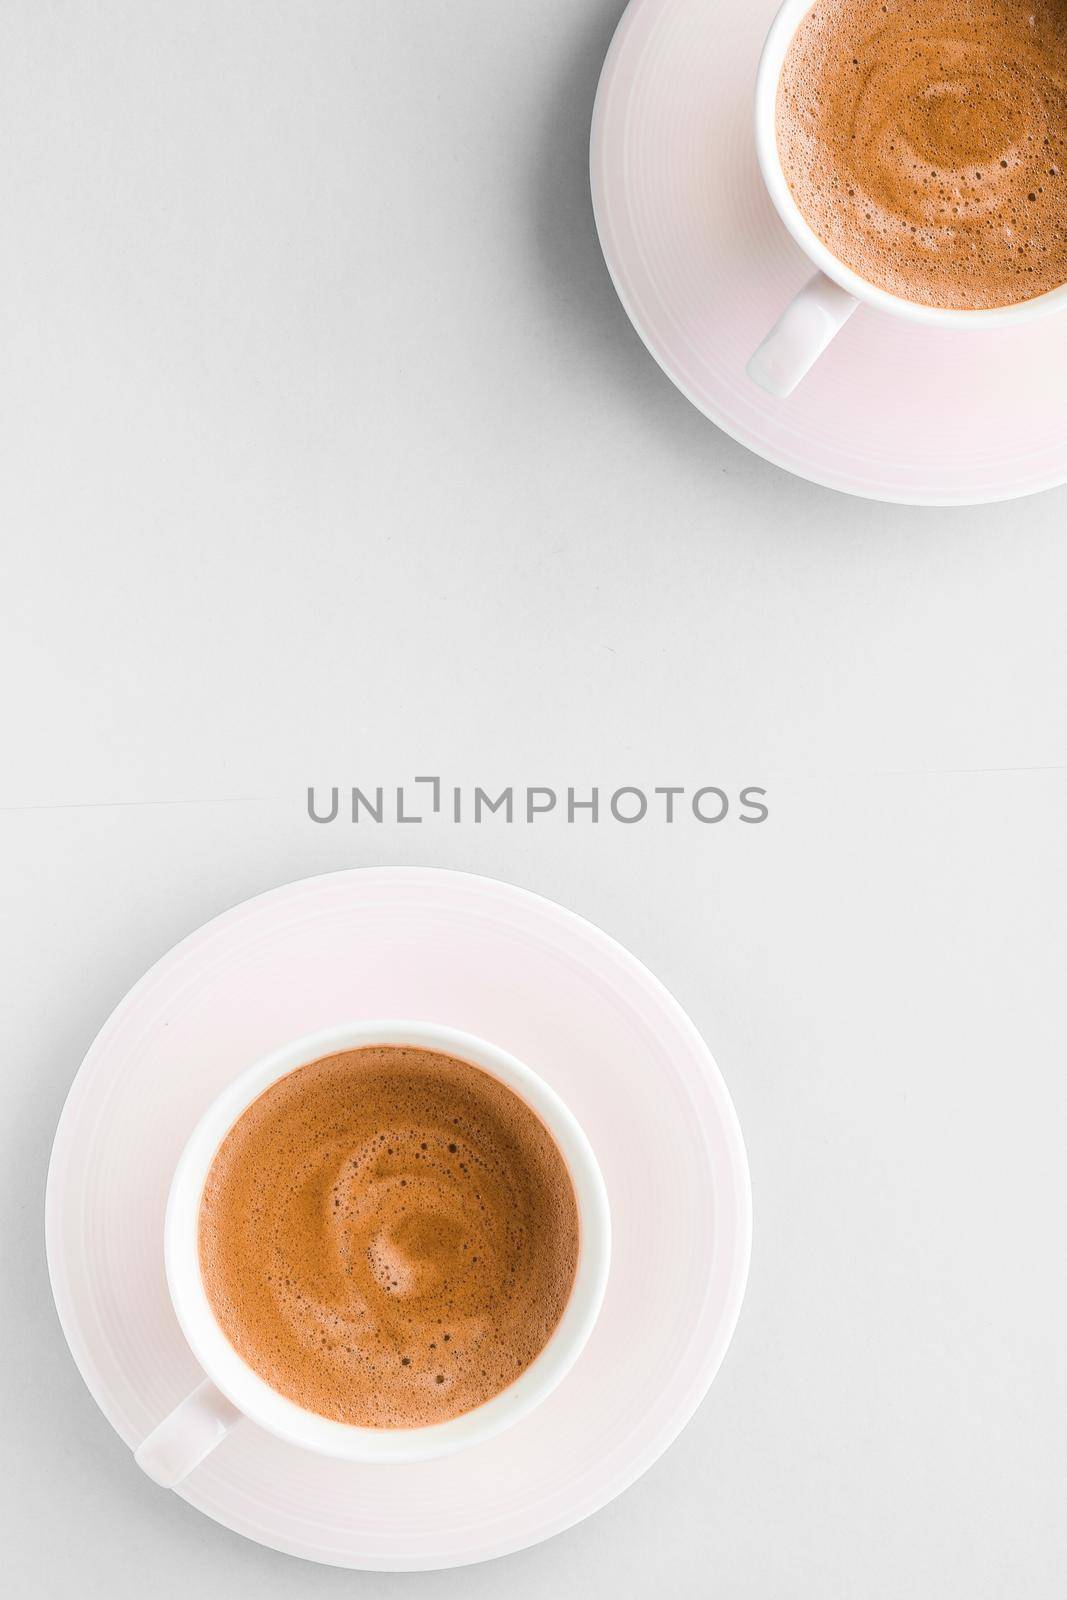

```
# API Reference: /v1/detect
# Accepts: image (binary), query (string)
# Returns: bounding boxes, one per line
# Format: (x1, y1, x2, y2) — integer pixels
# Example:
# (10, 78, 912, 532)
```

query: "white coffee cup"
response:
(747, 0, 1067, 396)
(135, 1021, 611, 1486)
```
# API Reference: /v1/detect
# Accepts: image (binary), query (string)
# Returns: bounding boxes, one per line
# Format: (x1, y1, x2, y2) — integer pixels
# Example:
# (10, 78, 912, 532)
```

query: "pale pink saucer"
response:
(46, 869, 751, 1571)
(591, 0, 1067, 505)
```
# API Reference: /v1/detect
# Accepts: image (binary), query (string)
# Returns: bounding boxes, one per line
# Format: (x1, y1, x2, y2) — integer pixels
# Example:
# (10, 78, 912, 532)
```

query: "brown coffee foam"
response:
(198, 1046, 580, 1427)
(777, 0, 1067, 308)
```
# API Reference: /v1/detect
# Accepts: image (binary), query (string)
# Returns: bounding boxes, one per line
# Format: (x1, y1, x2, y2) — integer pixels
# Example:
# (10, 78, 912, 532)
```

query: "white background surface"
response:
(2, 1, 1066, 1595)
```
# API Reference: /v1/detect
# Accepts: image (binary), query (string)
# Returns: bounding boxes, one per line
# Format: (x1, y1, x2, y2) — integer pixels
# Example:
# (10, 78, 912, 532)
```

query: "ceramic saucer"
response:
(46, 868, 751, 1571)
(591, 0, 1067, 504)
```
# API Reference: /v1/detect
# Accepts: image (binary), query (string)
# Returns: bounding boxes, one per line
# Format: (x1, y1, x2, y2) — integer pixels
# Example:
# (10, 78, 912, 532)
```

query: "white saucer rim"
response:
(589, 0, 1067, 508)
(45, 865, 753, 1571)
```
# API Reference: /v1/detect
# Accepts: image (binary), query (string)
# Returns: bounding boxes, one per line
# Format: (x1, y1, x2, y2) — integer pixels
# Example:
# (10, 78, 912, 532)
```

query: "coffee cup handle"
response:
(746, 271, 858, 397)
(134, 1378, 243, 1487)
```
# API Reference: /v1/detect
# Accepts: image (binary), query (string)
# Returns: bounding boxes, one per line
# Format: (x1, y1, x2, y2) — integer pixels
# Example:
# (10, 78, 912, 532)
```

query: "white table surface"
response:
(2, 2, 1066, 1595)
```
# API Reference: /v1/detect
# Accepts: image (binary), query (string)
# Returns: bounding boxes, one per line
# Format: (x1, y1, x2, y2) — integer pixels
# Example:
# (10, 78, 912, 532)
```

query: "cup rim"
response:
(164, 1020, 612, 1463)
(754, 0, 1067, 328)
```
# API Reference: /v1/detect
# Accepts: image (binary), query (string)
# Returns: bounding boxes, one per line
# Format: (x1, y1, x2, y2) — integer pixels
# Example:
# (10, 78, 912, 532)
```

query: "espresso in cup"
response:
(776, 0, 1067, 308)
(198, 1046, 580, 1428)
